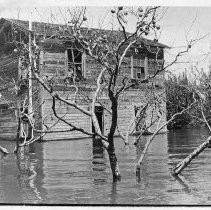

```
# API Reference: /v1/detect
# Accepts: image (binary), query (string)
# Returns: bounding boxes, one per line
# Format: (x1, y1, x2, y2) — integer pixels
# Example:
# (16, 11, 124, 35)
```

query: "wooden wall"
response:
(40, 49, 164, 86)
(41, 89, 91, 140)
(103, 88, 166, 137)
(41, 51, 66, 81)
(40, 89, 166, 140)
(40, 49, 166, 140)
(0, 55, 19, 140)
(0, 105, 17, 140)
(0, 52, 43, 140)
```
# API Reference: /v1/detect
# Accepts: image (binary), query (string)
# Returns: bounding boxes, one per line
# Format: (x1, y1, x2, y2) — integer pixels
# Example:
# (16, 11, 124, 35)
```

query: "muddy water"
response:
(0, 128, 211, 205)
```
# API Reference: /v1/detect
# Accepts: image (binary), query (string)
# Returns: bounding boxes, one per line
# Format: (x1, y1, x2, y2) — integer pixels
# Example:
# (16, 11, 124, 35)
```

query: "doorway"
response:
(92, 106, 104, 134)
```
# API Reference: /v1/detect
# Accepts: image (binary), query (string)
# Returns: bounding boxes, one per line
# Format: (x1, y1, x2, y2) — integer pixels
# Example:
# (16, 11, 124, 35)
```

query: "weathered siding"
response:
(41, 49, 164, 86)
(104, 89, 166, 137)
(42, 52, 66, 79)
(41, 89, 91, 140)
(40, 86, 166, 140)
(0, 106, 17, 140)
(40, 50, 167, 140)
(0, 55, 19, 140)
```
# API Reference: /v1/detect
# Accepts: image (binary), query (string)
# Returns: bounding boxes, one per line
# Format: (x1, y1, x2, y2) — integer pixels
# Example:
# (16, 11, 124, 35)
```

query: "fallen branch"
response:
(135, 96, 197, 176)
(172, 136, 211, 176)
(0, 145, 9, 154)
(172, 96, 211, 176)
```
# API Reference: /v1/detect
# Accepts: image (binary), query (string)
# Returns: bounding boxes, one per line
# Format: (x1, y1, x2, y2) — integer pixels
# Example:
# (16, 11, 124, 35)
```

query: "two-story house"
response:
(0, 18, 169, 140)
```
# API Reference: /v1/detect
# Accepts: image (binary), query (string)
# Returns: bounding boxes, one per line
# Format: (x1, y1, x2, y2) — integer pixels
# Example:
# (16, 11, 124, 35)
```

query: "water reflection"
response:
(167, 128, 210, 167)
(92, 138, 107, 185)
(1, 128, 211, 204)
(16, 145, 43, 203)
(110, 181, 118, 204)
(173, 175, 191, 194)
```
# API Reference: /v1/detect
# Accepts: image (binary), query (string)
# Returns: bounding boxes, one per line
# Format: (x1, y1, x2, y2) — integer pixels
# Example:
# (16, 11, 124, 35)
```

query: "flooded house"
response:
(0, 18, 169, 140)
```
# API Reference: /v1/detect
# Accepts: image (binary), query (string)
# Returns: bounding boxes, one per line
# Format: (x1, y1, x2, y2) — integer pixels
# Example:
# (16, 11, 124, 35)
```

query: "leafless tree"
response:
(1, 6, 201, 180)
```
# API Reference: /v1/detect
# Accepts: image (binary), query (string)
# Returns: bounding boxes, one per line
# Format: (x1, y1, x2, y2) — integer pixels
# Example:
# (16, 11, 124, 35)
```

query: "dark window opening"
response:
(137, 67, 145, 79)
(68, 49, 82, 63)
(157, 64, 162, 71)
(92, 106, 104, 135)
(0, 104, 8, 112)
(67, 49, 83, 81)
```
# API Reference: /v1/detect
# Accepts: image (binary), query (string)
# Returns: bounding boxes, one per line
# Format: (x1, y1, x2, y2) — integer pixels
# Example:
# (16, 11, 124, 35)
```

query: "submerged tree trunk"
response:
(107, 141, 121, 180)
(14, 116, 22, 153)
(172, 136, 211, 176)
(107, 95, 121, 180)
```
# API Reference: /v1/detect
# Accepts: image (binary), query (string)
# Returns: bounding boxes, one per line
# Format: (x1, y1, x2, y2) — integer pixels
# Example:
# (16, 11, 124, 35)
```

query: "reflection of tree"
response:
(16, 145, 42, 203)
(134, 138, 144, 183)
(167, 129, 207, 170)
(174, 175, 191, 194)
(92, 138, 107, 185)
(110, 181, 118, 204)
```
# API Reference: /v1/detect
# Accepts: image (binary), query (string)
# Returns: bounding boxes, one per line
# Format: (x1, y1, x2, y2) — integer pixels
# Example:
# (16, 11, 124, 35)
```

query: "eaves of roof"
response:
(0, 17, 170, 49)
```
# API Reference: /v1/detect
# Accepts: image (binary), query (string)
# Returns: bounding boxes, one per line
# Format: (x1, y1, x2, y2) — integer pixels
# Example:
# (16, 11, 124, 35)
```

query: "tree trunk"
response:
(172, 136, 211, 176)
(107, 95, 121, 180)
(27, 123, 33, 139)
(107, 143, 121, 181)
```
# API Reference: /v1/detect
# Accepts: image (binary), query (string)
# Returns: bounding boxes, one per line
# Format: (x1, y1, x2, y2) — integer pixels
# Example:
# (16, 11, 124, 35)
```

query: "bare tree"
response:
(3, 6, 200, 180)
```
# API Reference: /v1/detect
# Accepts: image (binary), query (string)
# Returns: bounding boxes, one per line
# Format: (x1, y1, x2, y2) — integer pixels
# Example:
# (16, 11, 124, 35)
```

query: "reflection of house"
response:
(0, 18, 169, 140)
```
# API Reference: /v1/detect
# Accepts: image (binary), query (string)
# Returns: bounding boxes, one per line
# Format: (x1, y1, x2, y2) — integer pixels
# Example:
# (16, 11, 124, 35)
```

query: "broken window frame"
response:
(66, 48, 86, 82)
(131, 55, 145, 80)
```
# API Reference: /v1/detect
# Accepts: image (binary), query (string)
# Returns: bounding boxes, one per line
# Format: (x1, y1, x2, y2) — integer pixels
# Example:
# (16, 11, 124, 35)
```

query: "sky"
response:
(1, 0, 211, 77)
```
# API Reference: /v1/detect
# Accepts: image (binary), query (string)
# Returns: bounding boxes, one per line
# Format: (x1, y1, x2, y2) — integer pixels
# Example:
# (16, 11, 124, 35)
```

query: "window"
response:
(0, 104, 8, 113)
(18, 56, 28, 80)
(67, 48, 85, 82)
(137, 67, 145, 79)
(157, 63, 163, 71)
(131, 56, 145, 79)
(92, 106, 104, 134)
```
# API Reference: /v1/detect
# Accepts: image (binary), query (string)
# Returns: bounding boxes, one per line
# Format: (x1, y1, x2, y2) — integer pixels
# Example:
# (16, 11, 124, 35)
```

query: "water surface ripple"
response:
(0, 128, 211, 205)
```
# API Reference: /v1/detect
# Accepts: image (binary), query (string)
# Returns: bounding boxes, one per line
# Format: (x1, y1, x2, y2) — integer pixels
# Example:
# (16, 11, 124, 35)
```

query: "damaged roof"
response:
(0, 18, 169, 49)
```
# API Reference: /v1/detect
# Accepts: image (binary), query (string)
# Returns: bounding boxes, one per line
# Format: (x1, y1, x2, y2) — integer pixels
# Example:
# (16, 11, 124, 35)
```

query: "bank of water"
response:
(0, 128, 211, 205)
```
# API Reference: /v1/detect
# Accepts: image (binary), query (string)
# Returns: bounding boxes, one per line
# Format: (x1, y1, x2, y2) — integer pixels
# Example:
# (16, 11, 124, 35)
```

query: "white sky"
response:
(1, 0, 211, 76)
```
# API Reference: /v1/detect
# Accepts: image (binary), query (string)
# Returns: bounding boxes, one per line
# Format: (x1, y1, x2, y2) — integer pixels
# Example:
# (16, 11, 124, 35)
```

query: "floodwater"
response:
(0, 128, 211, 205)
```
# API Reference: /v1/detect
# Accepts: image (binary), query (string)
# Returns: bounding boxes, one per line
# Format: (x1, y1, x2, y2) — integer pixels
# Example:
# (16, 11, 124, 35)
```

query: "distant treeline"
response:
(165, 71, 211, 130)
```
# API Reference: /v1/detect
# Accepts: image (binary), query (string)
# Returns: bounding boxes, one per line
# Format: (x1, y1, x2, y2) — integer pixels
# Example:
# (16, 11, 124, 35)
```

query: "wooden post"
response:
(28, 12, 33, 139)
(144, 56, 148, 79)
(39, 50, 44, 132)
(18, 57, 22, 80)
(65, 50, 68, 76)
(172, 136, 211, 176)
(82, 52, 86, 78)
(131, 56, 134, 79)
